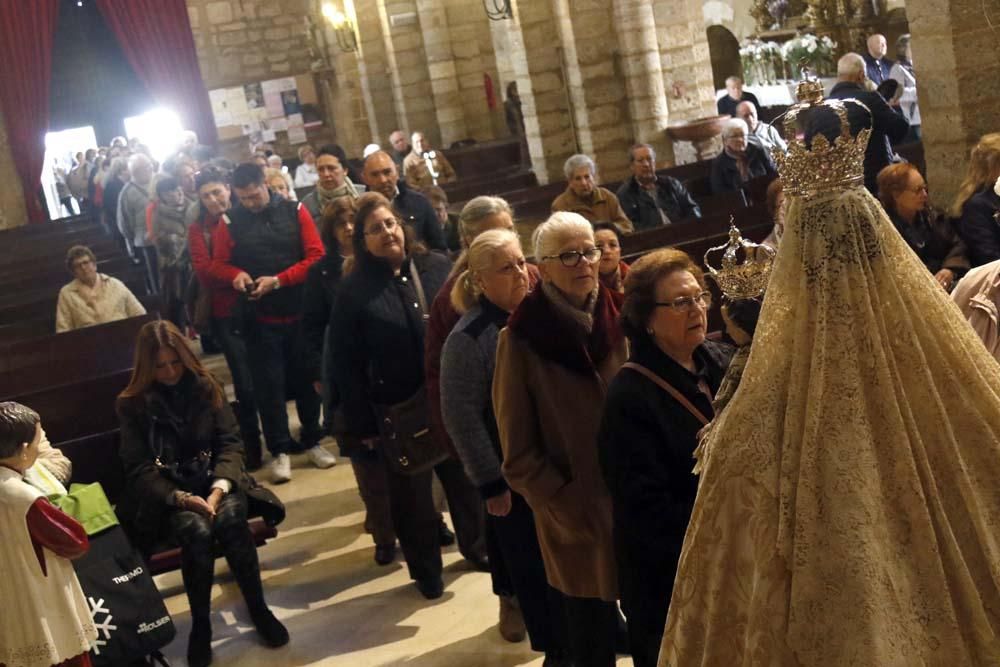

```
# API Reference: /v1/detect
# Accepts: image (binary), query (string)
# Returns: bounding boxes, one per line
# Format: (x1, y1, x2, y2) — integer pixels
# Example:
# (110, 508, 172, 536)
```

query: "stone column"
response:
(414, 0, 468, 147)
(375, 0, 440, 147)
(355, 0, 400, 144)
(489, 1, 576, 184)
(611, 0, 674, 166)
(905, 0, 1000, 204)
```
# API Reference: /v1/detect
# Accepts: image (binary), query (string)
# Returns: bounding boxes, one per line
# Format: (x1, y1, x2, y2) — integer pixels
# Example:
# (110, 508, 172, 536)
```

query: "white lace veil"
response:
(660, 113, 1000, 664)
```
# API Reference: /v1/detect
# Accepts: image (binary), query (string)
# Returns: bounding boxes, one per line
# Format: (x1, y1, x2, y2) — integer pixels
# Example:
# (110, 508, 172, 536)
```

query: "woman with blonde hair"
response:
(493, 211, 629, 666)
(116, 320, 287, 667)
(441, 230, 570, 661)
(952, 132, 1000, 266)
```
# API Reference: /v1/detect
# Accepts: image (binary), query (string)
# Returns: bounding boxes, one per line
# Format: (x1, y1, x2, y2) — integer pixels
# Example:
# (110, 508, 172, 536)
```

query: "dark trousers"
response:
(349, 449, 396, 547)
(620, 556, 674, 667)
(487, 490, 568, 653)
(379, 451, 442, 583)
(137, 245, 159, 295)
(212, 317, 261, 449)
(433, 457, 486, 561)
(245, 320, 322, 456)
(564, 595, 620, 667)
(170, 492, 268, 625)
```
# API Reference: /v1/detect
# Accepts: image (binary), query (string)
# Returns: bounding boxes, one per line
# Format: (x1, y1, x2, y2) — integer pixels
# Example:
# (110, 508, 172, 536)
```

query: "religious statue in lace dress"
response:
(658, 75, 1000, 666)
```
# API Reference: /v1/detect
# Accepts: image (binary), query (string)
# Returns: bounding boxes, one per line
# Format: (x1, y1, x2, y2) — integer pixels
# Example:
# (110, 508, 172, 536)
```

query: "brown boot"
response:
(498, 594, 527, 643)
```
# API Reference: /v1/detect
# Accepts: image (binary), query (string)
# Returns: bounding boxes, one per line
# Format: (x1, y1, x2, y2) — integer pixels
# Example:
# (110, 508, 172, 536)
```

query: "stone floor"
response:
(159, 352, 633, 666)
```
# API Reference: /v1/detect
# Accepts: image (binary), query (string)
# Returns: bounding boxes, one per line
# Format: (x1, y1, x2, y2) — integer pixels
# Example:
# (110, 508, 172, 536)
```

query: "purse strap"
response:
(408, 259, 430, 322)
(622, 361, 710, 426)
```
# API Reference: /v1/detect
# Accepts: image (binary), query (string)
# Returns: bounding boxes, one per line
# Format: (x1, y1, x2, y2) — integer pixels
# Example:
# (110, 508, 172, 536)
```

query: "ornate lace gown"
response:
(659, 183, 1000, 665)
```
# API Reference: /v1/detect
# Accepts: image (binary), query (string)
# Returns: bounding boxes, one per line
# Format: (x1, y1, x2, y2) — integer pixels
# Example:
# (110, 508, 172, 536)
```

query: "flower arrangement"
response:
(780, 33, 837, 77)
(739, 39, 784, 86)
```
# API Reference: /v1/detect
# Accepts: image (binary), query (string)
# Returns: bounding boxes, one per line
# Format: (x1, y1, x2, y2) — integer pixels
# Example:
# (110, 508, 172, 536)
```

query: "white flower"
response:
(807, 43, 816, 53)
(994, 175, 1000, 197)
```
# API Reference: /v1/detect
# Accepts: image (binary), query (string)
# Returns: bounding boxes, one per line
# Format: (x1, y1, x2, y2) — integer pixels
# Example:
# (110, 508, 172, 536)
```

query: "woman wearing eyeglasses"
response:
(327, 191, 451, 599)
(877, 163, 968, 291)
(493, 212, 628, 667)
(595, 248, 732, 667)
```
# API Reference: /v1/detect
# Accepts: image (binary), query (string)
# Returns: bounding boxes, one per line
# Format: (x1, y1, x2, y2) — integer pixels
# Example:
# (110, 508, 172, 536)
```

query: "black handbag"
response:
(150, 419, 213, 496)
(373, 260, 449, 475)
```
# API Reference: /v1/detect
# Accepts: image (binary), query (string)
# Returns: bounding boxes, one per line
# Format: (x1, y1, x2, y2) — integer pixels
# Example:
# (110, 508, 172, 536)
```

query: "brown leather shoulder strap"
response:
(622, 361, 710, 426)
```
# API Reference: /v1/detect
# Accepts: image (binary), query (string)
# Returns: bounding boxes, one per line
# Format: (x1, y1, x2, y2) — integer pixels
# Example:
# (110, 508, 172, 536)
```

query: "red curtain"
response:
(0, 2, 60, 224)
(95, 0, 218, 146)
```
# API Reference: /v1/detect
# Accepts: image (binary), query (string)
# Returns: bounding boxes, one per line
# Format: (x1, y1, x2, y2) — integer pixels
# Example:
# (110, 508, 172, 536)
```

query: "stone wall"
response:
(906, 0, 1000, 205)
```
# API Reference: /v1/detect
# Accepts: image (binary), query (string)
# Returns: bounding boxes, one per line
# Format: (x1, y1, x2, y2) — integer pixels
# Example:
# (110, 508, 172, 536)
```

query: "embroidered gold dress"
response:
(659, 85, 1000, 666)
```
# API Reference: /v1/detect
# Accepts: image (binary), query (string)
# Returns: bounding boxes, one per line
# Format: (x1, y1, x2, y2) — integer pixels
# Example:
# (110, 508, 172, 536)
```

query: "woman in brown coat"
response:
(493, 211, 629, 667)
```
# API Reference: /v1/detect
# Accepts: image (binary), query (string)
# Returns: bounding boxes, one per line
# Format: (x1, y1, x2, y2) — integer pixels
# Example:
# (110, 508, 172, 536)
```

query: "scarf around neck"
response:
(315, 179, 360, 209)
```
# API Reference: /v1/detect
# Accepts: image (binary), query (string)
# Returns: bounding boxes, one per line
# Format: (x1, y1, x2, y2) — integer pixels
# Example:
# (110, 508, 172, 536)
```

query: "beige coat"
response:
(551, 185, 634, 233)
(403, 150, 457, 190)
(953, 259, 1000, 362)
(492, 289, 627, 601)
(55, 274, 146, 332)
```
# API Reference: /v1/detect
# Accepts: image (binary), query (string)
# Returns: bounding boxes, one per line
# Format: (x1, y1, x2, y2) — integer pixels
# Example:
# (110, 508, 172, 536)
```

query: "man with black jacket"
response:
(208, 163, 335, 484)
(616, 144, 701, 230)
(825, 53, 909, 194)
(361, 151, 447, 250)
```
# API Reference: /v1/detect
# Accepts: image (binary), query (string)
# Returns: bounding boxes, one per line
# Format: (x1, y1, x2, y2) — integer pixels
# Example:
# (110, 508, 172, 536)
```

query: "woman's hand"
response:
(182, 493, 217, 518)
(934, 268, 955, 291)
(206, 488, 225, 515)
(485, 490, 512, 517)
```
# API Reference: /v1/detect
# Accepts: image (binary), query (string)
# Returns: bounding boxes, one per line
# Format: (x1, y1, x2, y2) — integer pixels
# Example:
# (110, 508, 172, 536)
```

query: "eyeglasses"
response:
(364, 218, 399, 236)
(654, 291, 712, 312)
(542, 247, 602, 267)
(905, 185, 928, 194)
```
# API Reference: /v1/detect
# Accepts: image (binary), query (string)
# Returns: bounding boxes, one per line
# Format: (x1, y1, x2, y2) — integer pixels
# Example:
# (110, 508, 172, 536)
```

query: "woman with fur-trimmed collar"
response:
(493, 212, 629, 667)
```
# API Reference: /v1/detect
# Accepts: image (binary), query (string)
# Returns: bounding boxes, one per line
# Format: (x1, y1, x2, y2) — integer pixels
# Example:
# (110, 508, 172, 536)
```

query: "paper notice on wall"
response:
(226, 88, 249, 115)
(261, 79, 281, 94)
(269, 117, 288, 132)
(287, 124, 307, 144)
(286, 113, 303, 127)
(276, 77, 296, 92)
(261, 129, 277, 142)
(244, 82, 264, 109)
(264, 91, 285, 118)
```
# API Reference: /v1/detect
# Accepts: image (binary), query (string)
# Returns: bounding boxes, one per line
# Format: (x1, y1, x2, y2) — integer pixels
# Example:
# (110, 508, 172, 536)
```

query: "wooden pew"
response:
(0, 293, 160, 346)
(0, 314, 155, 396)
(0, 256, 135, 295)
(9, 370, 133, 442)
(445, 138, 522, 179)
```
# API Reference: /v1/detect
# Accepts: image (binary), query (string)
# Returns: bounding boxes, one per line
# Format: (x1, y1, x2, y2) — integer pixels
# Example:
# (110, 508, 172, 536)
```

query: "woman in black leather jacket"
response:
(116, 320, 287, 667)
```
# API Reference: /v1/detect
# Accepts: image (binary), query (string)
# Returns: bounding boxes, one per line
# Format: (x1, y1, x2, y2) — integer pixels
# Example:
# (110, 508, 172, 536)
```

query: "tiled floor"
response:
(160, 352, 633, 665)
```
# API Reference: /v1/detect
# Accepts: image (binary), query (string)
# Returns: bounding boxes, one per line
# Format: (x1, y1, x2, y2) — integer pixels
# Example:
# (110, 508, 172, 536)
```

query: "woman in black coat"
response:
(597, 249, 732, 667)
(327, 191, 452, 599)
(710, 119, 777, 194)
(116, 320, 286, 667)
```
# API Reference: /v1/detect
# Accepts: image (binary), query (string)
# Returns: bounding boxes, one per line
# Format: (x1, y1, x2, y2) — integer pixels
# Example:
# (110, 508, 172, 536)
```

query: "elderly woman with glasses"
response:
(493, 212, 629, 667)
(596, 248, 733, 667)
(55, 244, 146, 332)
(877, 163, 968, 290)
(710, 117, 777, 194)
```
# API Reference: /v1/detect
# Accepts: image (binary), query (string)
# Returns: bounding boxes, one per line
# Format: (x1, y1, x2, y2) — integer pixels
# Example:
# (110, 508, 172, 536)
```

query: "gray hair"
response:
(563, 154, 596, 180)
(722, 118, 749, 140)
(837, 53, 867, 80)
(458, 196, 513, 246)
(725, 76, 743, 86)
(533, 211, 594, 260)
(127, 152, 152, 173)
(104, 157, 128, 187)
(628, 143, 656, 163)
(266, 155, 282, 168)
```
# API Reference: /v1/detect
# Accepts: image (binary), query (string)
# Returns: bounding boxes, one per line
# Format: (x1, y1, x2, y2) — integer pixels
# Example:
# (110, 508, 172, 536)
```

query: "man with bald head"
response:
(863, 33, 894, 84)
(388, 130, 410, 170)
(403, 132, 457, 190)
(736, 101, 787, 155)
(825, 53, 909, 193)
(362, 150, 446, 250)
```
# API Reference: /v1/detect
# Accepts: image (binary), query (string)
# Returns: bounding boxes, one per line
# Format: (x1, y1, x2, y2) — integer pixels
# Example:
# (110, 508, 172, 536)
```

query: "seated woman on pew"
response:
(116, 320, 288, 667)
(593, 222, 629, 293)
(878, 163, 969, 291)
(55, 245, 146, 333)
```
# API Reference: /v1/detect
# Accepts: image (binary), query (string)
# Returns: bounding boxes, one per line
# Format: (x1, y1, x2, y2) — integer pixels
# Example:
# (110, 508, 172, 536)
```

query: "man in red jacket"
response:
(209, 163, 333, 483)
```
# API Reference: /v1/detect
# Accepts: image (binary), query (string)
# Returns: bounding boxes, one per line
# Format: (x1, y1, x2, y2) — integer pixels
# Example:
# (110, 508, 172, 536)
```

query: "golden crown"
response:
(704, 218, 775, 300)
(772, 68, 871, 197)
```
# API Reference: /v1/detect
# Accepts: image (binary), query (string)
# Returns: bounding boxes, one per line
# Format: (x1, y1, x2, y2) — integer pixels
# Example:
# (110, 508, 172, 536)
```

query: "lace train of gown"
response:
(659, 186, 1000, 666)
